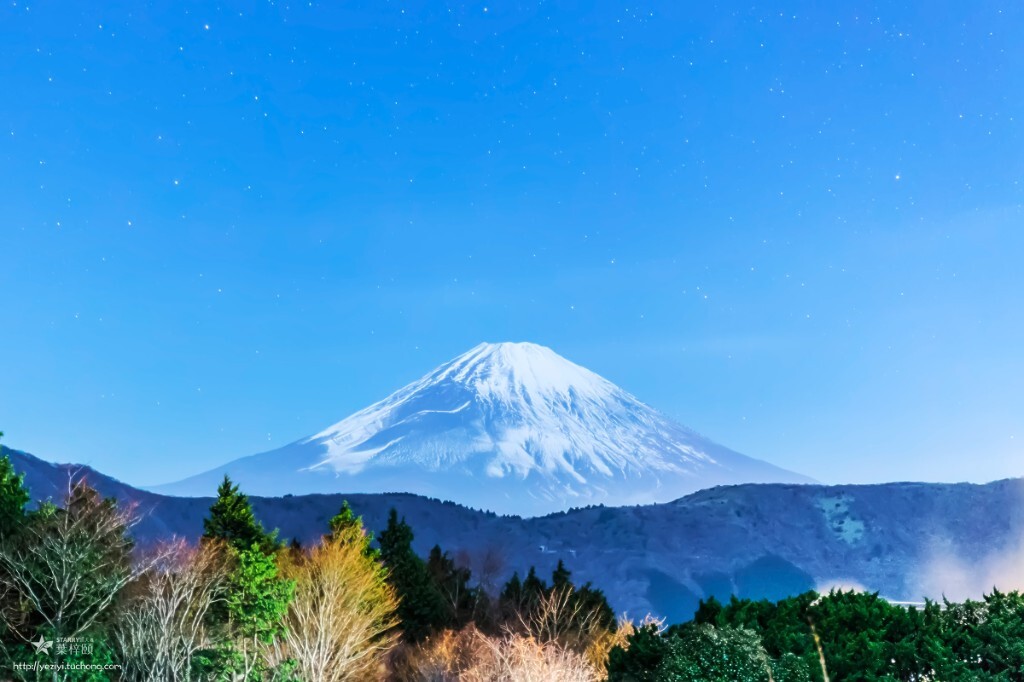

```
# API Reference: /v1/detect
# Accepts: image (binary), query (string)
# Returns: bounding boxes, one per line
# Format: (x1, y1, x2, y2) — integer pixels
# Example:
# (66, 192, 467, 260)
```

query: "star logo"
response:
(31, 635, 53, 656)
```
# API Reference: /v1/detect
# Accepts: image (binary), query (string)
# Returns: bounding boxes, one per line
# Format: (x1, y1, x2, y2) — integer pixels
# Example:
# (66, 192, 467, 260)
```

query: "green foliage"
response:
(661, 624, 773, 681)
(2, 482, 133, 635)
(678, 588, 1024, 681)
(771, 652, 813, 682)
(200, 478, 294, 680)
(224, 544, 294, 644)
(937, 589, 1024, 679)
(327, 500, 379, 560)
(606, 622, 672, 681)
(198, 545, 295, 680)
(426, 544, 477, 628)
(498, 570, 526, 623)
(608, 621, 813, 682)
(377, 508, 449, 642)
(573, 581, 617, 632)
(202, 475, 277, 554)
(6, 438, 1024, 682)
(522, 565, 547, 605)
(0, 435, 30, 537)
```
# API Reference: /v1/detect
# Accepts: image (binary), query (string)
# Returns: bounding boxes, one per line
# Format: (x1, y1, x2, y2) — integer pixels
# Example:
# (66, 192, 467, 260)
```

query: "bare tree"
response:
(399, 625, 601, 682)
(467, 545, 505, 596)
(116, 539, 230, 682)
(517, 586, 605, 652)
(466, 630, 603, 682)
(273, 529, 400, 682)
(0, 480, 165, 642)
(0, 478, 172, 682)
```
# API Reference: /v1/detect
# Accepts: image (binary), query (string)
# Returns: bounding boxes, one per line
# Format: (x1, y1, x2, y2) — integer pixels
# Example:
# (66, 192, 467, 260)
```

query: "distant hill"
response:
(154, 341, 811, 515)
(6, 445, 1022, 624)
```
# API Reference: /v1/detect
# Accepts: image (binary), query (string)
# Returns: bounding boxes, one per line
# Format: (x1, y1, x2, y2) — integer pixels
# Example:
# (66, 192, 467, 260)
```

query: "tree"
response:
(609, 623, 775, 682)
(426, 544, 477, 628)
(0, 479, 166, 680)
(606, 621, 671, 682)
(939, 590, 1024, 679)
(327, 501, 379, 561)
(0, 433, 31, 651)
(207, 545, 294, 681)
(116, 539, 230, 682)
(522, 566, 548, 607)
(552, 559, 572, 590)
(662, 624, 774, 681)
(0, 433, 30, 537)
(771, 652, 813, 682)
(377, 509, 448, 642)
(276, 516, 399, 681)
(499, 560, 616, 653)
(200, 477, 293, 681)
(202, 476, 276, 554)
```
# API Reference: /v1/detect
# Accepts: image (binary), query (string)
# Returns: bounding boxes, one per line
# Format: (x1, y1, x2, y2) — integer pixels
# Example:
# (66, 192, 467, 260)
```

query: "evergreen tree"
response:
(572, 581, 617, 632)
(771, 652, 813, 682)
(497, 559, 616, 647)
(606, 621, 671, 682)
(609, 623, 776, 682)
(521, 565, 548, 607)
(202, 475, 277, 554)
(548, 559, 615, 632)
(693, 595, 724, 626)
(501, 572, 523, 603)
(426, 544, 476, 628)
(377, 509, 448, 642)
(328, 500, 379, 560)
(499, 571, 526, 623)
(213, 545, 295, 680)
(200, 477, 293, 679)
(552, 558, 572, 589)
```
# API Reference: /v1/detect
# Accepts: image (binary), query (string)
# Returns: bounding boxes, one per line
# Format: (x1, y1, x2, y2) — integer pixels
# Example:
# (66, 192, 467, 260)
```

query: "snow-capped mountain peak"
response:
(157, 342, 812, 515)
(435, 341, 618, 403)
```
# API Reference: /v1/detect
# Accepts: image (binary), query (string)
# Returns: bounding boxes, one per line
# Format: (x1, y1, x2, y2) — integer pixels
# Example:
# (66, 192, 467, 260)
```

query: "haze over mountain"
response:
(156, 341, 810, 515)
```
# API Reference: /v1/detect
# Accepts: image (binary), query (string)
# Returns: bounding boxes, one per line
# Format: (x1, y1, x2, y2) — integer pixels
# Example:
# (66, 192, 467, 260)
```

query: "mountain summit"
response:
(156, 342, 811, 515)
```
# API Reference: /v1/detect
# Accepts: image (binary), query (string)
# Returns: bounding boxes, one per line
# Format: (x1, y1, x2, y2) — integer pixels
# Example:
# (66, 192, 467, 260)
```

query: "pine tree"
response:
(222, 546, 294, 673)
(499, 571, 526, 623)
(552, 559, 572, 590)
(426, 544, 476, 628)
(501, 572, 523, 604)
(522, 565, 548, 606)
(200, 476, 292, 679)
(328, 500, 379, 560)
(202, 475, 276, 554)
(377, 509, 448, 642)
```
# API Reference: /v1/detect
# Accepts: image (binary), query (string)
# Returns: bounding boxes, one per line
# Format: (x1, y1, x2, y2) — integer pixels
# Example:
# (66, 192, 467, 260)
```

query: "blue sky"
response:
(1, 1, 1022, 487)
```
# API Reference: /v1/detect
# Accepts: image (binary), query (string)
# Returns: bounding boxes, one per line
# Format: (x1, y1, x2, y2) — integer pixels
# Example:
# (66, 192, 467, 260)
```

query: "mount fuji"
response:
(156, 342, 811, 515)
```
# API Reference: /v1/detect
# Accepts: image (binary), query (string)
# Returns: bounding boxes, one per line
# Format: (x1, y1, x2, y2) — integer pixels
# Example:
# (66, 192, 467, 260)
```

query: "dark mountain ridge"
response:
(6, 445, 1022, 624)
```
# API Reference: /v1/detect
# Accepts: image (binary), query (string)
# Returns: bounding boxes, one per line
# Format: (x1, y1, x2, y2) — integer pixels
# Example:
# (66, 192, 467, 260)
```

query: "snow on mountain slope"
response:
(155, 342, 812, 515)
